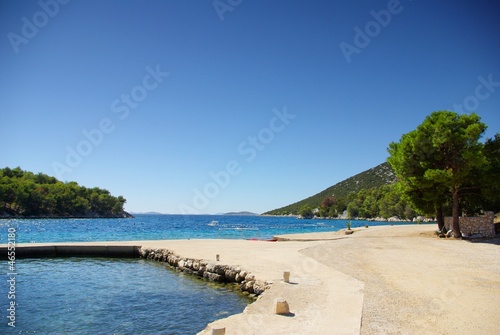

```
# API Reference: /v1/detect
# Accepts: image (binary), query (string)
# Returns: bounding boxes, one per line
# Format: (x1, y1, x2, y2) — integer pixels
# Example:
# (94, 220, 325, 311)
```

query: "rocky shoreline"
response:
(139, 247, 270, 298)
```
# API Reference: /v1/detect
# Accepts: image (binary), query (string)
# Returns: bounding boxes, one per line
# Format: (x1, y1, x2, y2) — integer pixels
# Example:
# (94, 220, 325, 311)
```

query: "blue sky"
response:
(1, 0, 499, 214)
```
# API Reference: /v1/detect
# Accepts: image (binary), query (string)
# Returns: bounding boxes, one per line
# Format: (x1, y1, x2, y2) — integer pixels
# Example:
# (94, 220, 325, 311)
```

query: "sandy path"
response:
(300, 225, 500, 335)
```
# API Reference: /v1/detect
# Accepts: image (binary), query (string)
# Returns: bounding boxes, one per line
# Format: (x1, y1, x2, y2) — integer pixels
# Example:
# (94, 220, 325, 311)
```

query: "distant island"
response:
(129, 211, 259, 216)
(223, 211, 258, 216)
(0, 167, 132, 219)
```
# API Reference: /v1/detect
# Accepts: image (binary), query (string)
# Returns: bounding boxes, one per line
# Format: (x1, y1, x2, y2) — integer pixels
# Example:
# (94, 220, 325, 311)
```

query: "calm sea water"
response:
(0, 258, 251, 334)
(0, 215, 427, 334)
(0, 214, 411, 244)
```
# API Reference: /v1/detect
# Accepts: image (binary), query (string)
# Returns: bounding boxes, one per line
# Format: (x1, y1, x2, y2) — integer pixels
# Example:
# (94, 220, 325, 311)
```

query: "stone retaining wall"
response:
(139, 247, 270, 297)
(444, 211, 495, 238)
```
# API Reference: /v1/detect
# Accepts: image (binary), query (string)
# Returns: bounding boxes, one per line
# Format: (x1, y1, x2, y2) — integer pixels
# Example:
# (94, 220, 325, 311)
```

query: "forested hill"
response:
(0, 167, 132, 218)
(264, 162, 396, 215)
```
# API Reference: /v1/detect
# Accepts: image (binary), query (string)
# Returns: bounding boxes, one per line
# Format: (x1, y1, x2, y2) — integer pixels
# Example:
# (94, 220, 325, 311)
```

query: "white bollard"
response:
(274, 298, 290, 315)
(283, 270, 290, 283)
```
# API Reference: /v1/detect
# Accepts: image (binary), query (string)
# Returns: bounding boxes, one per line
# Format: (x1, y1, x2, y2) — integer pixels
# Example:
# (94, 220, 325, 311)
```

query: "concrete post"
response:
(283, 270, 290, 283)
(211, 327, 225, 335)
(274, 298, 290, 315)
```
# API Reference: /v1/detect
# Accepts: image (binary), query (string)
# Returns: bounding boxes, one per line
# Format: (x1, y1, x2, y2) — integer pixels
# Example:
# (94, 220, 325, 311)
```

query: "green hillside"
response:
(264, 162, 396, 215)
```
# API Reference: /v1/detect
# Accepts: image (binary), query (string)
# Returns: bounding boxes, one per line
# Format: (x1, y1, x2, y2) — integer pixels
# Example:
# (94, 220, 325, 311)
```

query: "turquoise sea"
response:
(0, 215, 424, 334)
(0, 214, 398, 243)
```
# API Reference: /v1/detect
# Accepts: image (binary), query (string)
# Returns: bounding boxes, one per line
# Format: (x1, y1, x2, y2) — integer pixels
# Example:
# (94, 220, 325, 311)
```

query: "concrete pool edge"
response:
(0, 243, 141, 258)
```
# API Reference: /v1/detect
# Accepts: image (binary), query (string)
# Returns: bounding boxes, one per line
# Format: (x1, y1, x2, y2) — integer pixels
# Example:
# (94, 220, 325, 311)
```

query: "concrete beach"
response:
(3, 224, 499, 334)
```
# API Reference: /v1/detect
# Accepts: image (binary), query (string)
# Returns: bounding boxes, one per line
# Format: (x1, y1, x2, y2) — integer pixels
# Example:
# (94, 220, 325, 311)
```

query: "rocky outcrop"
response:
(139, 247, 270, 297)
(0, 210, 134, 219)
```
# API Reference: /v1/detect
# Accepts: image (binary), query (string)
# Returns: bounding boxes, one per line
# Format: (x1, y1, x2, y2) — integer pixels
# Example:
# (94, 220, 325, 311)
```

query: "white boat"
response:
(207, 220, 219, 226)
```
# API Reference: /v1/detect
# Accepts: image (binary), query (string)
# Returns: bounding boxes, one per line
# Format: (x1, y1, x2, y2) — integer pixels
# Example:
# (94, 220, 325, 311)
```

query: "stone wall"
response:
(444, 211, 495, 238)
(138, 247, 269, 297)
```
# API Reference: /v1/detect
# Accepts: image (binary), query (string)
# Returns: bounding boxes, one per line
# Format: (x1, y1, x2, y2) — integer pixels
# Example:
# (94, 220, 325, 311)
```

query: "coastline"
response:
(0, 211, 134, 219)
(3, 224, 499, 334)
(260, 213, 436, 224)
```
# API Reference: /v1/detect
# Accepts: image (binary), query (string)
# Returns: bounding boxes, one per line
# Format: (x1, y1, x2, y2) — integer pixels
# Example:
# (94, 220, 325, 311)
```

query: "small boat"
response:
(207, 220, 219, 226)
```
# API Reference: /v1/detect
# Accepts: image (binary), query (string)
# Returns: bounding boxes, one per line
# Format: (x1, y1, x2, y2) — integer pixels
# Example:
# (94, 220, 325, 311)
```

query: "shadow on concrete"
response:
(463, 236, 500, 246)
(278, 312, 296, 317)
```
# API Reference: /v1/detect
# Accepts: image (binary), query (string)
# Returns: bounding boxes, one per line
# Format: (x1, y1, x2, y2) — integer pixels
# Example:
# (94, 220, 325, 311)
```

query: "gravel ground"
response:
(300, 226, 500, 335)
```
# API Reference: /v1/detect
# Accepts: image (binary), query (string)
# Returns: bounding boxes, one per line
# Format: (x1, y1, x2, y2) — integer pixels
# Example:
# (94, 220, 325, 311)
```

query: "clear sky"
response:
(1, 0, 499, 214)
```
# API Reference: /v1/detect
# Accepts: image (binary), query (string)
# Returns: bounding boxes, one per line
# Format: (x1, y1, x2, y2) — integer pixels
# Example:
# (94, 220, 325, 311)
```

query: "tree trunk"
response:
(436, 207, 444, 231)
(452, 186, 461, 238)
